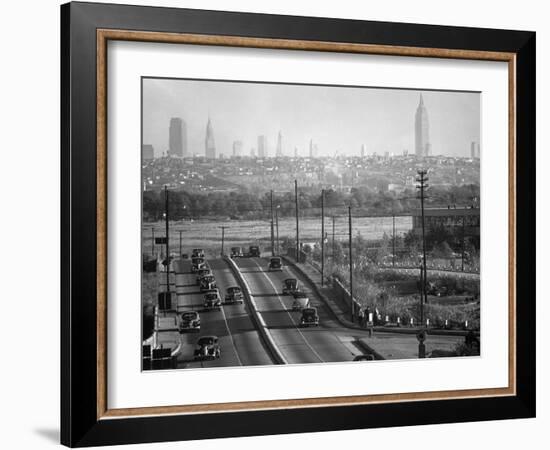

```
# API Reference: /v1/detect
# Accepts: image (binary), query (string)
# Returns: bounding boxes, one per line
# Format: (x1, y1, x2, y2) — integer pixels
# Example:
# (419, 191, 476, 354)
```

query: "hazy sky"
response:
(142, 77, 480, 158)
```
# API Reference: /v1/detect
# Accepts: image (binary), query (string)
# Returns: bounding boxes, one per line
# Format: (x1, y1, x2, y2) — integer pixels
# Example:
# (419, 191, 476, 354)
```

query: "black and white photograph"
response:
(141, 78, 481, 370)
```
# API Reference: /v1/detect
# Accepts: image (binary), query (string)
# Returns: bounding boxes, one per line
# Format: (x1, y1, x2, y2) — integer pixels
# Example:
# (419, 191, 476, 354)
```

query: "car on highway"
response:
(268, 257, 283, 271)
(191, 257, 206, 272)
(230, 247, 243, 258)
(224, 286, 244, 304)
(291, 291, 310, 310)
(193, 335, 221, 360)
(248, 245, 260, 257)
(203, 290, 222, 310)
(353, 354, 375, 361)
(195, 268, 212, 283)
(300, 307, 319, 327)
(192, 248, 205, 258)
(178, 310, 201, 333)
(199, 275, 217, 291)
(282, 278, 299, 295)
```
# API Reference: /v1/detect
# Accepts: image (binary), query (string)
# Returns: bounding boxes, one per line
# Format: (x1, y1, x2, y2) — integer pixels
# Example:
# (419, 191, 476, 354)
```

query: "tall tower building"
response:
(361, 144, 366, 158)
(205, 117, 216, 159)
(414, 94, 430, 158)
(142, 144, 154, 161)
(294, 146, 298, 158)
(257, 135, 267, 158)
(309, 139, 314, 158)
(169, 118, 186, 157)
(276, 131, 283, 157)
(470, 141, 480, 159)
(232, 140, 243, 157)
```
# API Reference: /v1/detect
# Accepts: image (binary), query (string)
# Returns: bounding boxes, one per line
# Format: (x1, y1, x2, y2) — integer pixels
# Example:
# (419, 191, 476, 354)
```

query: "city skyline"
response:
(142, 78, 480, 159)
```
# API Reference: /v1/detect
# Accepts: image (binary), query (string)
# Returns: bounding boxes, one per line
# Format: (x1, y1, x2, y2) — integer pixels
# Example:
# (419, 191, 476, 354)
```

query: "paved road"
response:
(234, 257, 372, 364)
(172, 258, 273, 369)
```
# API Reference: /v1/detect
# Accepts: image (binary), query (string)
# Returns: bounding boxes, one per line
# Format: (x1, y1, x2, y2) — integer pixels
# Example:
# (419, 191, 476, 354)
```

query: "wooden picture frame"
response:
(61, 1, 535, 447)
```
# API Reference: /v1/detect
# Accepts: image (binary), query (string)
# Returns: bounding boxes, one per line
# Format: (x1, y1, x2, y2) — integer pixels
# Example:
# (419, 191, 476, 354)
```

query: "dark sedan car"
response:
(300, 307, 319, 327)
(193, 335, 220, 360)
(225, 286, 244, 304)
(248, 245, 260, 257)
(282, 278, 299, 295)
(203, 290, 222, 310)
(268, 257, 283, 271)
(179, 310, 201, 333)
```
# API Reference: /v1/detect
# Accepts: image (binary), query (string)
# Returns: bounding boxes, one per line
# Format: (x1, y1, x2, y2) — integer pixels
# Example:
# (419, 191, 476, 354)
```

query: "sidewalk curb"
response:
(355, 339, 385, 360)
(225, 257, 287, 365)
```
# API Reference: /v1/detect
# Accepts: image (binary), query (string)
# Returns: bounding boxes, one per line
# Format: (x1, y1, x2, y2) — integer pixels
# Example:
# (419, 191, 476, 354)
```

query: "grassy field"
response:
(142, 216, 412, 258)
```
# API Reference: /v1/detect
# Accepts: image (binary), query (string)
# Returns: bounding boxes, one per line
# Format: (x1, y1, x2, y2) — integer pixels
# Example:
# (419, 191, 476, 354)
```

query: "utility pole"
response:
(321, 189, 325, 286)
(332, 216, 336, 264)
(220, 226, 228, 257)
(164, 186, 170, 294)
(151, 227, 155, 256)
(270, 190, 275, 256)
(275, 205, 280, 255)
(461, 214, 465, 272)
(392, 212, 396, 267)
(348, 206, 354, 322)
(416, 169, 429, 324)
(295, 179, 300, 261)
(178, 230, 183, 257)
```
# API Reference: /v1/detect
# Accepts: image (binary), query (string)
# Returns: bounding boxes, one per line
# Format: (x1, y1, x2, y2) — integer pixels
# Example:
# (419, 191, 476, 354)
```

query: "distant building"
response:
(257, 135, 267, 158)
(169, 118, 187, 157)
(403, 149, 409, 157)
(412, 207, 480, 237)
(294, 146, 298, 158)
(205, 117, 216, 159)
(309, 139, 314, 158)
(250, 147, 256, 158)
(470, 141, 480, 159)
(415, 94, 431, 157)
(142, 144, 154, 161)
(276, 131, 283, 157)
(233, 140, 243, 157)
(361, 144, 366, 158)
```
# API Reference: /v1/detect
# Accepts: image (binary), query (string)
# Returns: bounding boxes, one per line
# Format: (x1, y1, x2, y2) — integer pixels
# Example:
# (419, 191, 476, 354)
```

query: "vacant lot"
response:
(142, 215, 412, 258)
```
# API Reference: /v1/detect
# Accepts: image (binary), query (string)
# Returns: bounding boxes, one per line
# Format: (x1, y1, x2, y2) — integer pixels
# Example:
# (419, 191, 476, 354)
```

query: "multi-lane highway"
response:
(172, 258, 274, 368)
(235, 257, 368, 364)
(147, 251, 466, 370)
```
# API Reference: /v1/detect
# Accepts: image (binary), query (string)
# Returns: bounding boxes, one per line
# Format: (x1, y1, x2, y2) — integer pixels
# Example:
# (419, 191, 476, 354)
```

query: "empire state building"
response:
(415, 94, 431, 157)
(205, 117, 216, 159)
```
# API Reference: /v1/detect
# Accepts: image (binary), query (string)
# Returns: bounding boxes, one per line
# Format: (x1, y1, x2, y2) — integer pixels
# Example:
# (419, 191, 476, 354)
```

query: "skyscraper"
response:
(142, 144, 154, 161)
(309, 139, 314, 158)
(205, 117, 216, 159)
(470, 141, 480, 159)
(232, 140, 243, 157)
(414, 94, 430, 157)
(361, 144, 366, 158)
(257, 135, 267, 158)
(169, 118, 186, 157)
(276, 131, 283, 157)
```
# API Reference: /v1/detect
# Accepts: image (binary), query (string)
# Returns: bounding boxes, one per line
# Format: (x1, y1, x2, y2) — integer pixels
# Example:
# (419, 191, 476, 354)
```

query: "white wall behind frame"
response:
(0, 1, 546, 450)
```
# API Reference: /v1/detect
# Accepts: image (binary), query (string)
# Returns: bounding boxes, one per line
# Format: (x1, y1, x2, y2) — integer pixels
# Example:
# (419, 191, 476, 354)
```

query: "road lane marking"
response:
(215, 262, 244, 366)
(249, 258, 324, 363)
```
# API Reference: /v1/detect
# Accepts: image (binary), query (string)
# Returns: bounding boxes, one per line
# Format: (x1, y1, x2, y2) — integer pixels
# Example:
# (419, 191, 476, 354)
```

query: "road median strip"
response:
(224, 256, 288, 365)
